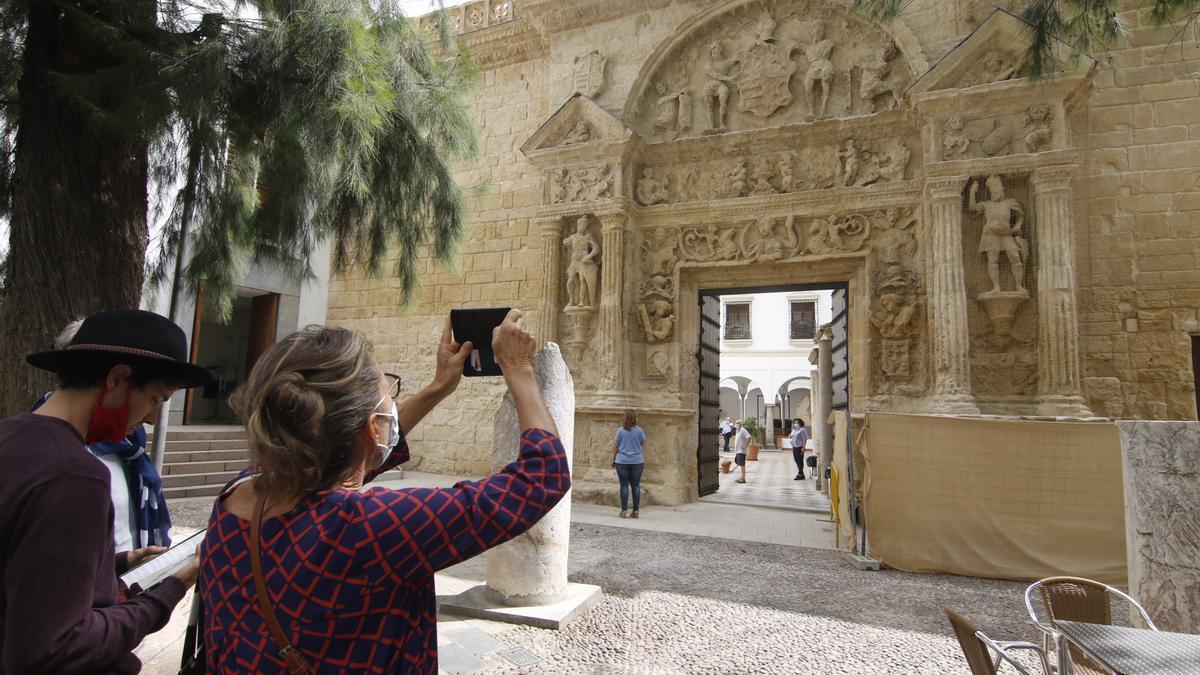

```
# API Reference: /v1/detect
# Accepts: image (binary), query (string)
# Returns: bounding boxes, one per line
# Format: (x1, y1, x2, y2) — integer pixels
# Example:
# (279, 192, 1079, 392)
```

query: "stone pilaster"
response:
(1031, 166, 1092, 417)
(926, 177, 979, 414)
(536, 216, 564, 345)
(597, 211, 628, 390)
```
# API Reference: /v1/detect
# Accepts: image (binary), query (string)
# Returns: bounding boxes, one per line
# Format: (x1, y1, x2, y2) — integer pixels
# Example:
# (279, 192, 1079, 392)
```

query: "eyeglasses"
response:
(383, 373, 402, 401)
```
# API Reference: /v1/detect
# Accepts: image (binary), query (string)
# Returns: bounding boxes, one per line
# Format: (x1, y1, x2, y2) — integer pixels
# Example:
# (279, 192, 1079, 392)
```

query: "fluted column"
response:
(1031, 167, 1092, 417)
(926, 177, 979, 414)
(597, 211, 628, 390)
(536, 216, 564, 345)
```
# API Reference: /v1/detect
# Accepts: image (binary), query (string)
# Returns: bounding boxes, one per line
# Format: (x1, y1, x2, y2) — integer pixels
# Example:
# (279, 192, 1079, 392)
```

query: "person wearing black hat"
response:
(0, 309, 212, 673)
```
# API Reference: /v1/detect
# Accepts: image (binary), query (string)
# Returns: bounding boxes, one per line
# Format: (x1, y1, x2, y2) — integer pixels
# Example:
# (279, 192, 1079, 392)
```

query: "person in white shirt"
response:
(719, 417, 734, 452)
(732, 419, 752, 484)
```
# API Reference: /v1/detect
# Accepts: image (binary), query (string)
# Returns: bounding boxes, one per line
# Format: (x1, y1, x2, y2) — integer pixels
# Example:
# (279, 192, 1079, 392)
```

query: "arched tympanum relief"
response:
(629, 1, 921, 142)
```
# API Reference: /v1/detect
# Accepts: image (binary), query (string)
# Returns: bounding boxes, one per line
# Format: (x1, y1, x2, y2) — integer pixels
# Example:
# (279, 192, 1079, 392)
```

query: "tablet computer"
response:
(450, 307, 511, 377)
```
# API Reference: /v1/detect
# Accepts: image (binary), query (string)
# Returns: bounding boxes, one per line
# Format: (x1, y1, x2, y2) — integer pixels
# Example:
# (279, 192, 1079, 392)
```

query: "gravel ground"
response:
(466, 523, 1041, 674)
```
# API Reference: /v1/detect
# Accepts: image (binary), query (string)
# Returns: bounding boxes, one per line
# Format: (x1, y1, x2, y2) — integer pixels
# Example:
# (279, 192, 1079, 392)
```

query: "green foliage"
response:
(742, 417, 767, 445)
(854, 0, 1199, 79)
(1, 0, 479, 318)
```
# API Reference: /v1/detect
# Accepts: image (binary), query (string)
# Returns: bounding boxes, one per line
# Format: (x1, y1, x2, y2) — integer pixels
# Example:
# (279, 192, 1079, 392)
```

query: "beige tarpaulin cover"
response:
(862, 413, 1126, 584)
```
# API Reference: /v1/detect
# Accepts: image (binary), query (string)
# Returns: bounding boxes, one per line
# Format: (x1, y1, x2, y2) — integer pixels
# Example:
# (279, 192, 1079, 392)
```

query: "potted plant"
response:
(743, 417, 765, 461)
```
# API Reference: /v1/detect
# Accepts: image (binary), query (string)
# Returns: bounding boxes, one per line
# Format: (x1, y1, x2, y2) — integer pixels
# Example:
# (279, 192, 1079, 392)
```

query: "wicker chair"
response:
(1024, 576, 1158, 675)
(945, 607, 1051, 675)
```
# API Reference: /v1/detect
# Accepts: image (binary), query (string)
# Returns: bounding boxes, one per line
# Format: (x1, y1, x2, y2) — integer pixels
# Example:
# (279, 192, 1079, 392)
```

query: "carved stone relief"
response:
(549, 165, 613, 204)
(573, 50, 608, 98)
(1023, 103, 1053, 152)
(563, 216, 601, 309)
(645, 345, 673, 380)
(634, 1, 916, 141)
(938, 107, 1055, 161)
(561, 121, 594, 145)
(868, 207, 927, 394)
(971, 49, 1021, 86)
(942, 114, 970, 158)
(637, 228, 680, 346)
(634, 137, 912, 205)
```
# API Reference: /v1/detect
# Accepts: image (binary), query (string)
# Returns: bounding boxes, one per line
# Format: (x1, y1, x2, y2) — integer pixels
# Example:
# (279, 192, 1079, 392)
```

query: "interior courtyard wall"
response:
(325, 0, 1200, 495)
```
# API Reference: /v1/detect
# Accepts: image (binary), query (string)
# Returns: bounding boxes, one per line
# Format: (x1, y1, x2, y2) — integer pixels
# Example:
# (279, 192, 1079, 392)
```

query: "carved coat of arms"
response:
(573, 50, 608, 98)
(735, 17, 798, 117)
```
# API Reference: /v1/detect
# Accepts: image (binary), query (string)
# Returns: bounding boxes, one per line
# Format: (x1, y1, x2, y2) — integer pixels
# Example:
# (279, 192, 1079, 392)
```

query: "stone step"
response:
(162, 459, 251, 476)
(163, 448, 250, 464)
(161, 426, 246, 442)
(163, 484, 224, 499)
(162, 439, 247, 453)
(162, 469, 243, 489)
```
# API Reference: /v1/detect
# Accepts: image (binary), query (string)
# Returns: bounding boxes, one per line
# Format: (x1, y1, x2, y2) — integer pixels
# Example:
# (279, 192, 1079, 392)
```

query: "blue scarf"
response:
(33, 393, 172, 548)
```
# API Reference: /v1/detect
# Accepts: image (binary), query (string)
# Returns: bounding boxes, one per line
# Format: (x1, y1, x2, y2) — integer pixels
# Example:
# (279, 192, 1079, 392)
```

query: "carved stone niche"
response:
(909, 10, 1094, 164)
(520, 94, 634, 205)
(627, 0, 920, 142)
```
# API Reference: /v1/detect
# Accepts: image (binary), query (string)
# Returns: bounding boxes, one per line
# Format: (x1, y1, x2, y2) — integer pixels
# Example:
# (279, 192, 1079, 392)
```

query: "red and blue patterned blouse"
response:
(199, 427, 569, 673)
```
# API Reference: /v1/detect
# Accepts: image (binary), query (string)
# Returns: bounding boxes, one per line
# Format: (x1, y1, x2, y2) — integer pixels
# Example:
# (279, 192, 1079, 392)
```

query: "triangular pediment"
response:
(908, 9, 1089, 97)
(521, 94, 633, 157)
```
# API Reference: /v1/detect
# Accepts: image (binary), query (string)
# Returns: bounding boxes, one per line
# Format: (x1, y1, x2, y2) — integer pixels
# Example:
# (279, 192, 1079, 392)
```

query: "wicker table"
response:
(1056, 621, 1200, 675)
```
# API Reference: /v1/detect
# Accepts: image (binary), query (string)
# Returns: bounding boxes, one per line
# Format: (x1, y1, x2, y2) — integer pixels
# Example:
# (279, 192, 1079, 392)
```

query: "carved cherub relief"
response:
(974, 50, 1020, 85)
(740, 215, 801, 261)
(561, 121, 593, 145)
(942, 115, 970, 158)
(969, 175, 1028, 294)
(643, 228, 679, 295)
(639, 300, 676, 343)
(1023, 103, 1052, 152)
(637, 167, 670, 206)
(808, 213, 871, 253)
(871, 291, 918, 340)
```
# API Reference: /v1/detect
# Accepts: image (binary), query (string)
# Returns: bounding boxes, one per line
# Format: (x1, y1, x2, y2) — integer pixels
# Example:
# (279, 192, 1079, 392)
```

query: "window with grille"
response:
(789, 301, 816, 340)
(724, 302, 751, 340)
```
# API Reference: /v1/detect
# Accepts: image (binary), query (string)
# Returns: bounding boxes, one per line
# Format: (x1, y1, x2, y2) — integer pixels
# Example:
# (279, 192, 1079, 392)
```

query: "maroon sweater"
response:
(0, 414, 186, 674)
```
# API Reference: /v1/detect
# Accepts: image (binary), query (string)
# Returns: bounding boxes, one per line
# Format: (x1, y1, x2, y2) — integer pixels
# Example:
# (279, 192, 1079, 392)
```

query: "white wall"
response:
(719, 290, 833, 424)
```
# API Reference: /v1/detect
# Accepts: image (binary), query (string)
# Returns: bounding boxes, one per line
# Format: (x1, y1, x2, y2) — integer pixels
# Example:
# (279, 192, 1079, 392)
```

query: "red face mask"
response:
(86, 386, 132, 444)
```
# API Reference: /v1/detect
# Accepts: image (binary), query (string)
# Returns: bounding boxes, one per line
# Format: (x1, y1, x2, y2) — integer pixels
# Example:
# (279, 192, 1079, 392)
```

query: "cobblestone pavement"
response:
(437, 522, 1039, 674)
(704, 447, 831, 513)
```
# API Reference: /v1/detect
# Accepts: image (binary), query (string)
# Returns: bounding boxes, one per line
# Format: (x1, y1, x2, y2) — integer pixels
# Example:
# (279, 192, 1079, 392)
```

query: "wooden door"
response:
(697, 294, 722, 496)
(245, 293, 280, 376)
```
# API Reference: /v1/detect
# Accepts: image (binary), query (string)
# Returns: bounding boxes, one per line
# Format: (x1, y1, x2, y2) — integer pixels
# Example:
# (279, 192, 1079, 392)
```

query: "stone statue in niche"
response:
(969, 175, 1028, 294)
(734, 12, 799, 118)
(561, 121, 593, 145)
(858, 41, 902, 113)
(563, 217, 601, 308)
(980, 119, 1011, 157)
(837, 140, 860, 187)
(1023, 103, 1052, 152)
(653, 81, 692, 137)
(702, 42, 740, 133)
(942, 115, 970, 158)
(573, 50, 608, 98)
(801, 21, 836, 119)
(637, 168, 669, 206)
(741, 215, 801, 261)
(974, 50, 1019, 85)
(639, 300, 676, 343)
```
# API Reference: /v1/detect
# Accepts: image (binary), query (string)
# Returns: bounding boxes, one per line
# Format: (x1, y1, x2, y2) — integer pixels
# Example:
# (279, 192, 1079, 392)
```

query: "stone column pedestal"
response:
(1031, 167, 1092, 417)
(597, 211, 628, 390)
(926, 177, 979, 414)
(486, 343, 575, 605)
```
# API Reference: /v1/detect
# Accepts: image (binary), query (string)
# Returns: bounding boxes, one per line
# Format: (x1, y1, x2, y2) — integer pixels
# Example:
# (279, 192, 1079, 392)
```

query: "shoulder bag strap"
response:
(249, 491, 317, 675)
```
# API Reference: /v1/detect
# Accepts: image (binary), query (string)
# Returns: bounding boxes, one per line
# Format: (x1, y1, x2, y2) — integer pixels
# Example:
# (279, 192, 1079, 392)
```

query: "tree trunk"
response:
(0, 1, 151, 417)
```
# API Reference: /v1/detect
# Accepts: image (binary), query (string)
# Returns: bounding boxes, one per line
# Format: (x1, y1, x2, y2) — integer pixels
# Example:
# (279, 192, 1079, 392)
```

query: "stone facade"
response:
(328, 0, 1200, 504)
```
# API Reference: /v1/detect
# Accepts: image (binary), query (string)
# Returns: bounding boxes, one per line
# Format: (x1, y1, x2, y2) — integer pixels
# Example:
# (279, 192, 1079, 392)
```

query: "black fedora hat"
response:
(26, 309, 212, 389)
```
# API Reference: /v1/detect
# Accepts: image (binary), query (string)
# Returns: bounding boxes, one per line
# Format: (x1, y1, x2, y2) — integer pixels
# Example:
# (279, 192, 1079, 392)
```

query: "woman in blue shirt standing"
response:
(611, 409, 646, 518)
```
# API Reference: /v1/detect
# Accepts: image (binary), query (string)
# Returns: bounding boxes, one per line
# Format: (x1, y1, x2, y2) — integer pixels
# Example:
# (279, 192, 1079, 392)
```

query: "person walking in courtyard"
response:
(790, 418, 810, 480)
(200, 310, 570, 673)
(733, 419, 751, 484)
(720, 416, 734, 452)
(0, 309, 210, 672)
(611, 409, 646, 518)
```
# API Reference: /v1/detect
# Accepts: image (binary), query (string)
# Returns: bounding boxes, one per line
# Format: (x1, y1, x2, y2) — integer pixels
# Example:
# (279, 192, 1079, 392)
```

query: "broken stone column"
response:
(1117, 421, 1200, 633)
(486, 343, 575, 605)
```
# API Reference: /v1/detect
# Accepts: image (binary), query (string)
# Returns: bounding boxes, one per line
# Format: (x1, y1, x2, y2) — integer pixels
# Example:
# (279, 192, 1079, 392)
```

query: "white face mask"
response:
(372, 397, 400, 469)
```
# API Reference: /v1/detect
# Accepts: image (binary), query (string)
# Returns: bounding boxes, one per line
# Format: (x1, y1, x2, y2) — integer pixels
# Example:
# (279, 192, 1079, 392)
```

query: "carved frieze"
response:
(935, 107, 1056, 161)
(549, 165, 613, 204)
(633, 1, 917, 141)
(634, 137, 912, 206)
